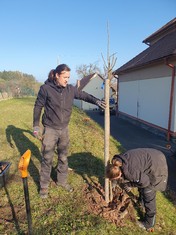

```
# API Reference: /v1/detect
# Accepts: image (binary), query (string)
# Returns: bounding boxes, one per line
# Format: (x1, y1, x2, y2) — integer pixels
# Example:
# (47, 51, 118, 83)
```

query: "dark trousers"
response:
(140, 186, 156, 228)
(40, 126, 70, 189)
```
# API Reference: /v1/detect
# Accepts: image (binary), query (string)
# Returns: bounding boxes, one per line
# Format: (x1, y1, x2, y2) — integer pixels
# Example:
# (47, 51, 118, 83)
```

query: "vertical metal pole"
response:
(23, 177, 32, 235)
(104, 78, 110, 203)
(167, 65, 175, 141)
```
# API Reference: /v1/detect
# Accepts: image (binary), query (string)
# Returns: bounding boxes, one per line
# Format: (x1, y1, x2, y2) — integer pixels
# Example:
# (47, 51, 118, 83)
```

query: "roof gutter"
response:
(165, 59, 176, 141)
(115, 55, 176, 75)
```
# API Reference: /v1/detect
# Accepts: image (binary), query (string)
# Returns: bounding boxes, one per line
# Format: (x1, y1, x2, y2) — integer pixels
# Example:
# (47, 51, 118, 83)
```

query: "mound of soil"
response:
(83, 181, 137, 226)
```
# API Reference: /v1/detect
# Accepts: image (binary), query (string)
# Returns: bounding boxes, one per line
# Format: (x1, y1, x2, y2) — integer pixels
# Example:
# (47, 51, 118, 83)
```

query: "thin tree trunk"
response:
(102, 21, 117, 203)
(104, 78, 110, 203)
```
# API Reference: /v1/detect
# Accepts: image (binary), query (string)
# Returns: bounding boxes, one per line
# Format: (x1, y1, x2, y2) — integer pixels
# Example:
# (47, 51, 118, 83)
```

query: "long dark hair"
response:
(106, 156, 122, 179)
(48, 64, 71, 81)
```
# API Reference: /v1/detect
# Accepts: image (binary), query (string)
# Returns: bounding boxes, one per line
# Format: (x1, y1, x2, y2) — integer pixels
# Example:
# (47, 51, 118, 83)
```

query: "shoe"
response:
(137, 221, 154, 232)
(57, 183, 74, 192)
(39, 188, 48, 198)
(137, 221, 146, 230)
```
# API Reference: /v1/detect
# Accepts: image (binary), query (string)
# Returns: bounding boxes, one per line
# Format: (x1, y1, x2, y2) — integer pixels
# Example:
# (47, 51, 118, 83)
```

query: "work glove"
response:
(33, 126, 41, 139)
(123, 183, 132, 192)
(111, 179, 118, 189)
(96, 100, 106, 110)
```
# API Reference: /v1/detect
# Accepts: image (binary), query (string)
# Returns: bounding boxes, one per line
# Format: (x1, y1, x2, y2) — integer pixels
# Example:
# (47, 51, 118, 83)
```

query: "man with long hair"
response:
(33, 64, 106, 198)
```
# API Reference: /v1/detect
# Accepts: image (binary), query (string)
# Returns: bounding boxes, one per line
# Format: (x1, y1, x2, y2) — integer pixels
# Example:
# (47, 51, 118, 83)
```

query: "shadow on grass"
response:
(50, 152, 105, 193)
(3, 184, 22, 234)
(6, 125, 41, 190)
(68, 152, 105, 187)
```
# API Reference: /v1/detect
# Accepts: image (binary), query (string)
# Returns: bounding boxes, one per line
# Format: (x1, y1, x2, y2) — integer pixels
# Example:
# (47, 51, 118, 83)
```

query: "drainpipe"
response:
(166, 62, 175, 142)
(113, 74, 119, 115)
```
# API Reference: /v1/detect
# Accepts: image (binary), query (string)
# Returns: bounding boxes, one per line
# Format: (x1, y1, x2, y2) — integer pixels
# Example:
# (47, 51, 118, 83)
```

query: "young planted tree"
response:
(102, 23, 117, 203)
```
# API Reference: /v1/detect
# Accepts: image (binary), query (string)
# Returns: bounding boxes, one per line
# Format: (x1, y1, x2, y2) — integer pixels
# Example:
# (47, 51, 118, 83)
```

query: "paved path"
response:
(86, 111, 176, 192)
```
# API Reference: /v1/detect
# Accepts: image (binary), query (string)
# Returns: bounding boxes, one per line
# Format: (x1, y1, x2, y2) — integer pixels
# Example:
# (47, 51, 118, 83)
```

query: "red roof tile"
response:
(114, 18, 176, 75)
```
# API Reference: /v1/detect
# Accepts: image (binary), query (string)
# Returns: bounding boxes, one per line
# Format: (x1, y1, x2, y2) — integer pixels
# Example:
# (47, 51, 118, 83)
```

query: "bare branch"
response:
(101, 53, 108, 72)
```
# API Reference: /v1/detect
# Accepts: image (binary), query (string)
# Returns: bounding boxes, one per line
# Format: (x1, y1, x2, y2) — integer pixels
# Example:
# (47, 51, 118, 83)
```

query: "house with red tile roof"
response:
(114, 18, 176, 141)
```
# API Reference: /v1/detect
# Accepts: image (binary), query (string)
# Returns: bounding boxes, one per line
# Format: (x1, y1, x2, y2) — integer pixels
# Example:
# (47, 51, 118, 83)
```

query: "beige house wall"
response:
(119, 62, 175, 82)
(82, 75, 104, 110)
(118, 60, 176, 134)
(74, 74, 116, 110)
(74, 75, 104, 110)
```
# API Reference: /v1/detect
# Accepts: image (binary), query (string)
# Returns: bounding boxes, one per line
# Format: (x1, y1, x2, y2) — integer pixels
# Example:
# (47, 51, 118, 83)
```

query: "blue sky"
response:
(0, 0, 175, 84)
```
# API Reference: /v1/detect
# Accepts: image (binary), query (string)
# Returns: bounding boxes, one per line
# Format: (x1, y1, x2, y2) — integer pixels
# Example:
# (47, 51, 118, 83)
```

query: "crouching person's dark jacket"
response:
(114, 148, 168, 191)
(113, 148, 168, 230)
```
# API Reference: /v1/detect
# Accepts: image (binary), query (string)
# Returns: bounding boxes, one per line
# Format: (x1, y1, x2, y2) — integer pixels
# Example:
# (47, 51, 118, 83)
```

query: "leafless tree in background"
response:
(76, 63, 103, 78)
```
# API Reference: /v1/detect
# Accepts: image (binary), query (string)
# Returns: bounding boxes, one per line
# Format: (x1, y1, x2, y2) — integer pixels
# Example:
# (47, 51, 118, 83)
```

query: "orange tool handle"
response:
(18, 150, 31, 178)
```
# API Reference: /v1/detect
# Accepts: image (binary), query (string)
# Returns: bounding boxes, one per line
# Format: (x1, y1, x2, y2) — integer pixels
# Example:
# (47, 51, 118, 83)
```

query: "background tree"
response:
(0, 70, 41, 97)
(76, 63, 103, 78)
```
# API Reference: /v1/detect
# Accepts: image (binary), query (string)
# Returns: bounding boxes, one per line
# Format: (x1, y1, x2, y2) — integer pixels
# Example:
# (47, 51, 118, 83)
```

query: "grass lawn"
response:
(0, 98, 176, 235)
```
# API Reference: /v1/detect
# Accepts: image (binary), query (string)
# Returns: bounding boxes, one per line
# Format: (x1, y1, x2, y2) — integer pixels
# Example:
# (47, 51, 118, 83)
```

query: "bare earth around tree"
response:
(83, 181, 137, 227)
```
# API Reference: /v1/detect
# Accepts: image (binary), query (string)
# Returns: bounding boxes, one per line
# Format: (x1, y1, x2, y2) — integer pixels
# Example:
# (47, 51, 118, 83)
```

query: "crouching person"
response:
(106, 148, 168, 231)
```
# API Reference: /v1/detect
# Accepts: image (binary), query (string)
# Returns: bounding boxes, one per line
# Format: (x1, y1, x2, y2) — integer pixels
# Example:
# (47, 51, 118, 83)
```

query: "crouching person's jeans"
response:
(40, 126, 70, 189)
(140, 186, 156, 229)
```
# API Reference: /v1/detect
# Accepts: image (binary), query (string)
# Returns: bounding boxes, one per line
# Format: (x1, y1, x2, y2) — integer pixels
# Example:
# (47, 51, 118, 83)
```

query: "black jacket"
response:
(114, 148, 168, 191)
(33, 79, 99, 129)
